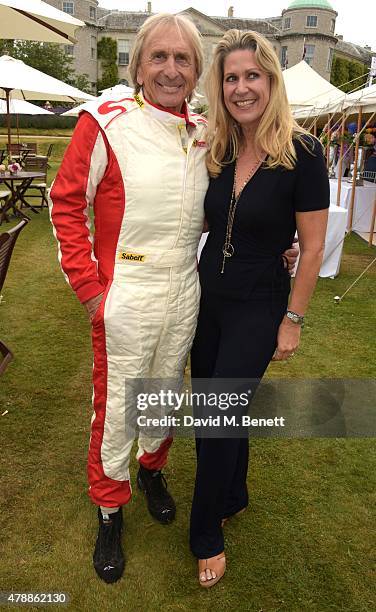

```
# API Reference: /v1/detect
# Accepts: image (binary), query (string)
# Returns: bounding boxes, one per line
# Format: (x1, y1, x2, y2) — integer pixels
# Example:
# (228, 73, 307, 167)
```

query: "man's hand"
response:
(283, 238, 299, 274)
(84, 292, 104, 322)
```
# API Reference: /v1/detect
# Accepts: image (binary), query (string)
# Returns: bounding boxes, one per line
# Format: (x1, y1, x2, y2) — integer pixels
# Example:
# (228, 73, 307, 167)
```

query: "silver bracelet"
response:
(286, 310, 305, 326)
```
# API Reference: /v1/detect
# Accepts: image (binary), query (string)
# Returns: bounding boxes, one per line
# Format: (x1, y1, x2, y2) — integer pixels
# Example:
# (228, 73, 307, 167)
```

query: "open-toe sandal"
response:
(198, 552, 226, 588)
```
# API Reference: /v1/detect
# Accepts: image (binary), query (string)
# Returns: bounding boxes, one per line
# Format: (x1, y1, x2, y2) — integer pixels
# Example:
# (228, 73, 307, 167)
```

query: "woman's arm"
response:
(272, 208, 328, 361)
(288, 209, 328, 314)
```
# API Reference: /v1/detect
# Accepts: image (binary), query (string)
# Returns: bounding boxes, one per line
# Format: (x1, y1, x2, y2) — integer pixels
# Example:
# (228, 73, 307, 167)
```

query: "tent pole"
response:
(16, 112, 20, 145)
(326, 114, 332, 170)
(348, 108, 362, 232)
(5, 88, 12, 154)
(336, 113, 346, 207)
(369, 194, 376, 247)
(313, 120, 317, 136)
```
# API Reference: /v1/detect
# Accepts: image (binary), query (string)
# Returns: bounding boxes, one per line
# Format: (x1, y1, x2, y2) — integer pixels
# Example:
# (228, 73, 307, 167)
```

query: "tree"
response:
(331, 56, 369, 92)
(97, 37, 118, 91)
(348, 60, 369, 91)
(69, 73, 93, 94)
(331, 56, 349, 90)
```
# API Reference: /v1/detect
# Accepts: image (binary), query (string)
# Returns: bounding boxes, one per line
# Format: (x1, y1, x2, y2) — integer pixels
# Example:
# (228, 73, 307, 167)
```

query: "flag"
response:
(302, 36, 306, 60)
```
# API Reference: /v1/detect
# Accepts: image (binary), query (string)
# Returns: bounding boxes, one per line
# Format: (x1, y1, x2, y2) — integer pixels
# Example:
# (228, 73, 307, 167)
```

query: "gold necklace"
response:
(221, 157, 264, 274)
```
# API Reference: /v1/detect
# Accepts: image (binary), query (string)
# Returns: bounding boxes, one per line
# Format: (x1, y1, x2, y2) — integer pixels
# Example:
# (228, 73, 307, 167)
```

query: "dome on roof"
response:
(287, 0, 334, 9)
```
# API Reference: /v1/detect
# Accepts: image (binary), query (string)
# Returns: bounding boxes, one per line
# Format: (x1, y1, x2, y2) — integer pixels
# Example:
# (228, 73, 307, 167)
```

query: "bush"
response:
(0, 115, 77, 130)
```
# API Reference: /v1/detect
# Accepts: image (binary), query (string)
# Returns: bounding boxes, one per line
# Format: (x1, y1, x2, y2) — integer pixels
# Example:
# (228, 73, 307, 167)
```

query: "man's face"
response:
(137, 25, 197, 113)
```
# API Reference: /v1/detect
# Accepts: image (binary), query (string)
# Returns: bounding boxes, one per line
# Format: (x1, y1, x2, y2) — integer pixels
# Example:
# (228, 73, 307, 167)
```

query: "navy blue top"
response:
(199, 137, 330, 301)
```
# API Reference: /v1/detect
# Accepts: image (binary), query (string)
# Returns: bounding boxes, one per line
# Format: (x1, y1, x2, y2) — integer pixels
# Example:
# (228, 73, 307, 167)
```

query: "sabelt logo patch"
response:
(134, 93, 144, 108)
(118, 252, 146, 262)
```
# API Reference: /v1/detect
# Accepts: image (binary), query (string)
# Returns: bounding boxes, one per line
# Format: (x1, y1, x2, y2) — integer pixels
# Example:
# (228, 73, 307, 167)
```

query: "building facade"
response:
(45, 0, 374, 93)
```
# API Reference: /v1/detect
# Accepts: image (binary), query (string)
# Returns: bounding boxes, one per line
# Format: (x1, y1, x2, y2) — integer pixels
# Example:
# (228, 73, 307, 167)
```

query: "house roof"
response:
(287, 0, 334, 9)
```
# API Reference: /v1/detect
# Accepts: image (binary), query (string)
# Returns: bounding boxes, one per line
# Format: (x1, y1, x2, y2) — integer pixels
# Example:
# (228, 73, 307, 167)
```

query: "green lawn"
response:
(0, 145, 375, 611)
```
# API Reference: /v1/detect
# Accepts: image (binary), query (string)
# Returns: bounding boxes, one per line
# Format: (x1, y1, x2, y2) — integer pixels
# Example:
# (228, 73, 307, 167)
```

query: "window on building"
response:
(327, 48, 334, 72)
(118, 40, 130, 65)
(330, 19, 335, 33)
(283, 17, 291, 30)
(62, 1, 74, 15)
(281, 46, 288, 69)
(304, 44, 315, 66)
(64, 45, 74, 56)
(306, 15, 317, 28)
(90, 6, 96, 20)
(91, 36, 96, 60)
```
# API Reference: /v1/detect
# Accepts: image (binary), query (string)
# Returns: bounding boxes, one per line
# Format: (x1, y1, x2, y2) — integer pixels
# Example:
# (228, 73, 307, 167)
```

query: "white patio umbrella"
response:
(62, 84, 134, 117)
(99, 84, 134, 96)
(0, 55, 95, 149)
(0, 98, 54, 147)
(0, 99, 53, 115)
(0, 0, 84, 44)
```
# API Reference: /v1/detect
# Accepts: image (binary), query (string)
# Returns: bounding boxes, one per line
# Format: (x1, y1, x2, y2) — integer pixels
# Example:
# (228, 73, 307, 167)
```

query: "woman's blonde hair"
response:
(129, 13, 204, 102)
(206, 29, 312, 177)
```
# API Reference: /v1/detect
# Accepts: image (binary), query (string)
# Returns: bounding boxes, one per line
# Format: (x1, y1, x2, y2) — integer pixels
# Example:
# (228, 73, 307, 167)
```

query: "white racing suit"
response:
(49, 91, 208, 507)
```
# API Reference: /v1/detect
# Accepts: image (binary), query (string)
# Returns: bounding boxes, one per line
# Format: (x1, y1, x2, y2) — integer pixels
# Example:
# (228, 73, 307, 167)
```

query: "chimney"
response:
(147, 1, 152, 12)
(228, 6, 234, 17)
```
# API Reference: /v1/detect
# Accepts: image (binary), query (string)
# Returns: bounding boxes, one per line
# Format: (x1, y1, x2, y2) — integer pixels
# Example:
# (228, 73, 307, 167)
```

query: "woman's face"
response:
(222, 49, 271, 131)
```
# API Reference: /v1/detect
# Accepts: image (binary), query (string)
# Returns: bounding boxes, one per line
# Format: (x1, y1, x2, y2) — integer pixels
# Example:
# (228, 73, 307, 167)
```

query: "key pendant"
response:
(222, 242, 234, 257)
(221, 243, 234, 273)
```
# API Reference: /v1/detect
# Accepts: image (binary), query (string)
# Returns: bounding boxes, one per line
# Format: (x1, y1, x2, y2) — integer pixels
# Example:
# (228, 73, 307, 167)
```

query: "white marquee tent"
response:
(283, 61, 347, 119)
(341, 83, 376, 114)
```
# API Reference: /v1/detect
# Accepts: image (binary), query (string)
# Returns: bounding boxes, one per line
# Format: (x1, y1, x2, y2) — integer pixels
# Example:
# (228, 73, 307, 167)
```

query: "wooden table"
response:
(0, 171, 45, 224)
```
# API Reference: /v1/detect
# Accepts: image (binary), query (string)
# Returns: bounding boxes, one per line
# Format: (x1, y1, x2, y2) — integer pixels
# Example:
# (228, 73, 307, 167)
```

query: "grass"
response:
(0, 140, 375, 611)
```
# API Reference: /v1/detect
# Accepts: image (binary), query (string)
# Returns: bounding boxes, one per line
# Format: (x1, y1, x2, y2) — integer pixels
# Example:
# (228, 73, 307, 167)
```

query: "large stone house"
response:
(44, 0, 375, 93)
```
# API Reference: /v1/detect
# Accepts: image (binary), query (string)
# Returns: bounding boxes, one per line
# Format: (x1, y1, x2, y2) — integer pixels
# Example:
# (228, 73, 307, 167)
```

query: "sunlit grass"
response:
(0, 139, 375, 611)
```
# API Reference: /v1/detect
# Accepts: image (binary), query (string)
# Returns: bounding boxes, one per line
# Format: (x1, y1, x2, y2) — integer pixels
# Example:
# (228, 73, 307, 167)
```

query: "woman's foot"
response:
(221, 507, 246, 528)
(198, 552, 226, 588)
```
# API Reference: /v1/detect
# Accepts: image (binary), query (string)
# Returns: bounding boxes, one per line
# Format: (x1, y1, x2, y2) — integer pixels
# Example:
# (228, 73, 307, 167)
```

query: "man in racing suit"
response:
(49, 13, 208, 583)
(50, 13, 298, 583)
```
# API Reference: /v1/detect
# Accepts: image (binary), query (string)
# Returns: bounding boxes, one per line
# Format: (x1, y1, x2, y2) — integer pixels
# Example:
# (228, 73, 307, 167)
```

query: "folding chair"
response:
(8, 144, 22, 156)
(0, 189, 11, 219)
(361, 170, 376, 184)
(0, 219, 28, 375)
(23, 157, 48, 208)
(35, 143, 54, 168)
(26, 143, 37, 155)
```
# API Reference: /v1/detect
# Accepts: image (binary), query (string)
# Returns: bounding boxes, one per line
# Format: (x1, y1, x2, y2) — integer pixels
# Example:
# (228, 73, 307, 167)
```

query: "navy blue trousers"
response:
(190, 292, 288, 558)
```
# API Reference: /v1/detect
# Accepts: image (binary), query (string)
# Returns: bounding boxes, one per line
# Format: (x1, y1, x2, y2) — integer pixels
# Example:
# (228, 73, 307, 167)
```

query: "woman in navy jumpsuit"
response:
(190, 29, 329, 587)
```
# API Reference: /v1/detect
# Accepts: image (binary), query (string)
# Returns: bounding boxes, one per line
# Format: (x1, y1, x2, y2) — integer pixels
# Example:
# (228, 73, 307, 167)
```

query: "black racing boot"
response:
(93, 507, 125, 583)
(137, 465, 176, 524)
